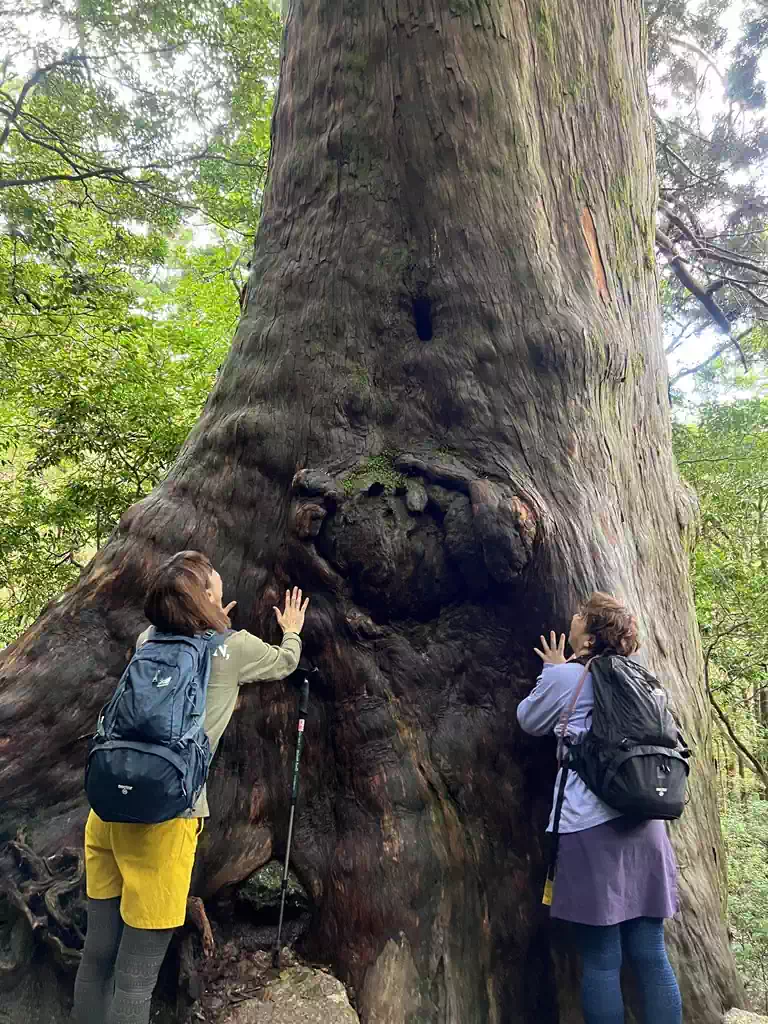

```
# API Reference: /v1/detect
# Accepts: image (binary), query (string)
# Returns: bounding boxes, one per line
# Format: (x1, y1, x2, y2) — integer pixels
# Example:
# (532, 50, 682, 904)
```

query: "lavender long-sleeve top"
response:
(517, 662, 621, 834)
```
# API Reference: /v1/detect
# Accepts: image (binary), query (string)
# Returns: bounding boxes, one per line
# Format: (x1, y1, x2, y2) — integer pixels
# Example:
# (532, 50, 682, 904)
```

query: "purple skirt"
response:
(551, 818, 678, 926)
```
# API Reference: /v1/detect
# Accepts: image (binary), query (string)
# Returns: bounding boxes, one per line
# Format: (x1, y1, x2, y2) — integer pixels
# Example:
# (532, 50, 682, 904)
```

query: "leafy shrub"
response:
(722, 796, 768, 1012)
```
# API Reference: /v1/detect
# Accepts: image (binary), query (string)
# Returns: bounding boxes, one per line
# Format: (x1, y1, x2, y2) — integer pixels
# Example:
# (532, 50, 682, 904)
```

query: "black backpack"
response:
(565, 655, 691, 820)
(542, 655, 691, 906)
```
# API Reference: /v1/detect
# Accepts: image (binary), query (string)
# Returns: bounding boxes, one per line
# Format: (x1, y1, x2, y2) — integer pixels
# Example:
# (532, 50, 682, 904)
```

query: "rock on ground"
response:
(221, 963, 359, 1024)
(725, 1010, 768, 1024)
(235, 860, 310, 917)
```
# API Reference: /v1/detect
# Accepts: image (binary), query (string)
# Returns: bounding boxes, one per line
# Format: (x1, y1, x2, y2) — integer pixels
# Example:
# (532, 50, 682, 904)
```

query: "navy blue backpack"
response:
(85, 629, 227, 823)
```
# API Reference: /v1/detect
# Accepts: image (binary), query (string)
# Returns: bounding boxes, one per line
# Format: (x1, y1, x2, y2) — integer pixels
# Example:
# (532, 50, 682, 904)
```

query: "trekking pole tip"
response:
(272, 946, 281, 969)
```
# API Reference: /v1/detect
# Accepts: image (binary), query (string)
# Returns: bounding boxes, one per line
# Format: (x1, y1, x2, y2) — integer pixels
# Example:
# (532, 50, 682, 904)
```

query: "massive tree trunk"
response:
(0, 0, 744, 1021)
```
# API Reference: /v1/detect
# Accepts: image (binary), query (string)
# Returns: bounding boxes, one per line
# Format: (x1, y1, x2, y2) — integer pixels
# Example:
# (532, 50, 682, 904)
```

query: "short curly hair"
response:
(580, 592, 640, 657)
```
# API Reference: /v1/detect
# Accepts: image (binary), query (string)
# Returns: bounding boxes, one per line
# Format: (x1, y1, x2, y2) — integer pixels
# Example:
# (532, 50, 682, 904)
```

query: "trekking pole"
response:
(272, 662, 314, 969)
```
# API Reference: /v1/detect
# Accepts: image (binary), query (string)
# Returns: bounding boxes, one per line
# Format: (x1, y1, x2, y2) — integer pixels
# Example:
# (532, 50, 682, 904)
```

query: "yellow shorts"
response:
(84, 810, 202, 929)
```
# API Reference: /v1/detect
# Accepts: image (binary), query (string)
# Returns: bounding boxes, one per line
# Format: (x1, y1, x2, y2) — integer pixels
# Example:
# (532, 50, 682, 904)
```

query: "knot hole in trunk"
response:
(412, 296, 433, 340)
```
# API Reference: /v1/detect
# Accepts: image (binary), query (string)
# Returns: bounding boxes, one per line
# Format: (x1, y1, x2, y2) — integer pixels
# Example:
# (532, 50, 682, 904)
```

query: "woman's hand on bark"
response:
(534, 631, 574, 665)
(274, 587, 309, 634)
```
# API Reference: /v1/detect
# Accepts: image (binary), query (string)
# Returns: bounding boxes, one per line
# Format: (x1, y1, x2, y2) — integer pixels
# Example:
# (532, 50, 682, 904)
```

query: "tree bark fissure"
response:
(0, 1, 743, 1021)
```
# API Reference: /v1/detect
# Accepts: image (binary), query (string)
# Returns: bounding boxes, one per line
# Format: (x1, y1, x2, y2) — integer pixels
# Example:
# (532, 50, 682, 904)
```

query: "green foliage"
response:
(0, 242, 238, 643)
(0, 0, 280, 234)
(674, 396, 768, 714)
(722, 797, 768, 1013)
(0, 0, 279, 643)
(675, 383, 768, 1002)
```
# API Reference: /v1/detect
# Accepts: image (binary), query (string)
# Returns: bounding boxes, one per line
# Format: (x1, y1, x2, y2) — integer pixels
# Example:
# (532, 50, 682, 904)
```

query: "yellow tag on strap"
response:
(542, 878, 553, 906)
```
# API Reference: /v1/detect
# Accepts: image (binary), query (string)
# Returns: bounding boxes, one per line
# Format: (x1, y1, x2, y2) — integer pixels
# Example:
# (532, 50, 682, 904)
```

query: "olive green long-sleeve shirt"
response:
(137, 627, 302, 817)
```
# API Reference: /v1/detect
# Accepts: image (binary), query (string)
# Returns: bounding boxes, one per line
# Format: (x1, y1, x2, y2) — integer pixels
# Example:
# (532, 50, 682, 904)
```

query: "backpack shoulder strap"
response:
(555, 658, 595, 765)
(544, 657, 596, 902)
(201, 628, 234, 645)
(546, 754, 570, 891)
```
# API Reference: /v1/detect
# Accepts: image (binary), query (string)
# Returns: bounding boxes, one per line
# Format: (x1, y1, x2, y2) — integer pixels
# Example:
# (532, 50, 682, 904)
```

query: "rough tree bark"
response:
(0, 0, 745, 1021)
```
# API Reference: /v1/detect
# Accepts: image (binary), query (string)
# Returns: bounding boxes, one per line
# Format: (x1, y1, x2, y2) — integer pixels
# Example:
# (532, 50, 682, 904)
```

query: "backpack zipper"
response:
(651, 684, 665, 738)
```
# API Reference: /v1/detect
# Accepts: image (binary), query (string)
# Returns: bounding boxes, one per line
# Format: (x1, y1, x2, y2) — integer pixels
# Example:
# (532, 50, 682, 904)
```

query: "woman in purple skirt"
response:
(517, 592, 683, 1024)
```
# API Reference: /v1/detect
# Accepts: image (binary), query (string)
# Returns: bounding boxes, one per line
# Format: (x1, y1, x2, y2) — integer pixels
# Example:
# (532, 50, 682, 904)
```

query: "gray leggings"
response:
(73, 897, 173, 1023)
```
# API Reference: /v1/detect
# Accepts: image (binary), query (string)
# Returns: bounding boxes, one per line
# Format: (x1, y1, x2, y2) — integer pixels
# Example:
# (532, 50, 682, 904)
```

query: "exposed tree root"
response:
(0, 832, 85, 974)
(186, 896, 215, 958)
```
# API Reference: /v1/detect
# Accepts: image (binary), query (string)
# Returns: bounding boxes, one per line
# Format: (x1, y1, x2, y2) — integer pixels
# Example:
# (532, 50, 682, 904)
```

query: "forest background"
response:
(1, 0, 768, 1009)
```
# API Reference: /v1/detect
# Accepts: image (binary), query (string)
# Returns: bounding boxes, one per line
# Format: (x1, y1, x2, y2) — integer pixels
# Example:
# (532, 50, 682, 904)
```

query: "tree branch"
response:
(227, 255, 245, 307)
(709, 693, 768, 792)
(665, 320, 697, 356)
(704, 633, 768, 795)
(700, 245, 768, 281)
(711, 276, 768, 315)
(669, 327, 753, 385)
(659, 203, 768, 296)
(0, 143, 266, 191)
(0, 56, 86, 149)
(656, 228, 733, 334)
(659, 201, 705, 251)
(678, 453, 761, 465)
(657, 140, 723, 190)
(668, 36, 728, 92)
(11, 123, 91, 176)
(0, 165, 138, 189)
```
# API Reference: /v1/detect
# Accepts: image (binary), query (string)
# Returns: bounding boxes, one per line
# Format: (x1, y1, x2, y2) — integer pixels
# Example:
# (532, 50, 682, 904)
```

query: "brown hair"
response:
(580, 591, 640, 657)
(144, 550, 230, 636)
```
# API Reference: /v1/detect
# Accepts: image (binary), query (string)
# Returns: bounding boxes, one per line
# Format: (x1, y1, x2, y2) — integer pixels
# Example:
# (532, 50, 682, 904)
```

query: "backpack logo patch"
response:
(118, 784, 133, 795)
(152, 671, 173, 688)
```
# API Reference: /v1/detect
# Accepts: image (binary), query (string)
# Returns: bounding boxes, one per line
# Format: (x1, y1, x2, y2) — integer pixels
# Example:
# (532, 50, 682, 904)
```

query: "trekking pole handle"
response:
(298, 678, 310, 717)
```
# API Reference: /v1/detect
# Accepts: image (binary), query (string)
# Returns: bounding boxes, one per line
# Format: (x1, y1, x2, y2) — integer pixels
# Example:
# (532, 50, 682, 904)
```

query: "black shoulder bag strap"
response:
(542, 658, 594, 906)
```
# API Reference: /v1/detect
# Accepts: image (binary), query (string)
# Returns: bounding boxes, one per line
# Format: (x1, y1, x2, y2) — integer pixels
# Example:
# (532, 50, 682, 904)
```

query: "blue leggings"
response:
(574, 917, 682, 1024)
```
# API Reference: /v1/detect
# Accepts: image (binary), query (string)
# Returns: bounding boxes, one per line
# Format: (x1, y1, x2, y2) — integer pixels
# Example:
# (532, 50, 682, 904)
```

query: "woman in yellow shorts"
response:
(73, 550, 309, 1024)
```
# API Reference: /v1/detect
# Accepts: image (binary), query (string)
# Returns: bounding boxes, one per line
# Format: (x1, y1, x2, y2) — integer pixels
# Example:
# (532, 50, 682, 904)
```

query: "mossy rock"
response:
(235, 860, 311, 917)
